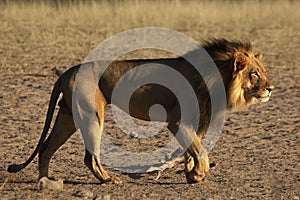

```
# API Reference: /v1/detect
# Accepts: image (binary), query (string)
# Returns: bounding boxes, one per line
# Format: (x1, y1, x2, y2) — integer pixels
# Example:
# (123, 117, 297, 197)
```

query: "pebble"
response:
(38, 177, 63, 191)
(130, 131, 139, 138)
(94, 194, 111, 200)
(165, 153, 172, 161)
(72, 189, 94, 199)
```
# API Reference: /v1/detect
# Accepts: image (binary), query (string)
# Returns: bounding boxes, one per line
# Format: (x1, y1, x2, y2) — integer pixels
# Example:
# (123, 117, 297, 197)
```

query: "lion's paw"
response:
(186, 170, 206, 184)
(101, 177, 122, 185)
(111, 177, 122, 184)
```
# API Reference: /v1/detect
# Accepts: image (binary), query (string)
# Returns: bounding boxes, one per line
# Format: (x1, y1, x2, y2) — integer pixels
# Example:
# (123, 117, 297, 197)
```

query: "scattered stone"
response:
(165, 153, 172, 161)
(73, 189, 94, 199)
(38, 177, 63, 191)
(94, 194, 111, 200)
(130, 131, 139, 138)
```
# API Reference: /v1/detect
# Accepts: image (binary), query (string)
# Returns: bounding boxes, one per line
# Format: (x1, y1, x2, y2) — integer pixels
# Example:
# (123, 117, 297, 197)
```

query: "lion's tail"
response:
(7, 78, 62, 173)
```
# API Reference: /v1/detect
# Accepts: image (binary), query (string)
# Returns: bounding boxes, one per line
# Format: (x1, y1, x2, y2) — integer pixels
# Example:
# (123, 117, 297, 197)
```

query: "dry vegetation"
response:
(1, 0, 300, 199)
(1, 0, 299, 68)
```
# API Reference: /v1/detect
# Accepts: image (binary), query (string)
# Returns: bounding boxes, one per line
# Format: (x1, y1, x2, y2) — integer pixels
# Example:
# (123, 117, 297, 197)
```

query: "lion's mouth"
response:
(254, 94, 271, 103)
(258, 96, 270, 102)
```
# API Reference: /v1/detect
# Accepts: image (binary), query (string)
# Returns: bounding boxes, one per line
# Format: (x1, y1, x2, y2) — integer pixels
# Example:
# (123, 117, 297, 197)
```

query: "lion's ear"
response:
(234, 54, 248, 72)
(255, 52, 263, 60)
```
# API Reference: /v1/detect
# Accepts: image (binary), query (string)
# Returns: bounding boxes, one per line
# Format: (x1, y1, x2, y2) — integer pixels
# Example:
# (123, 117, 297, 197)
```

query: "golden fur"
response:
(8, 38, 273, 184)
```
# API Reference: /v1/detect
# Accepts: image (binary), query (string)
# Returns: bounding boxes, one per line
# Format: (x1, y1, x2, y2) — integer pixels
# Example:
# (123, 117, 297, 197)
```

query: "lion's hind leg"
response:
(37, 101, 76, 190)
(84, 149, 121, 184)
(82, 88, 122, 184)
(38, 103, 76, 179)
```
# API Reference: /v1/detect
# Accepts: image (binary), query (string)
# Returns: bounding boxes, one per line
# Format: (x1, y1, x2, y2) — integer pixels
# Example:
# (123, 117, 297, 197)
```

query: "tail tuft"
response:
(7, 164, 25, 173)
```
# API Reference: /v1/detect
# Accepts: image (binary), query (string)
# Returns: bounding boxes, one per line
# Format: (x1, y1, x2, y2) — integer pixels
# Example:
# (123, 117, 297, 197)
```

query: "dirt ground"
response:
(1, 1, 300, 200)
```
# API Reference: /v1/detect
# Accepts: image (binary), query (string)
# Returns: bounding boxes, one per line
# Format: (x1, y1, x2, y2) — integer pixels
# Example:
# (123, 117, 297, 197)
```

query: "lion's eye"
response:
(251, 72, 260, 78)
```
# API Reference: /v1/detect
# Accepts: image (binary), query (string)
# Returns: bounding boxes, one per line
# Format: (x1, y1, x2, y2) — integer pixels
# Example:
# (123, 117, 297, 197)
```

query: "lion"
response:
(7, 38, 273, 186)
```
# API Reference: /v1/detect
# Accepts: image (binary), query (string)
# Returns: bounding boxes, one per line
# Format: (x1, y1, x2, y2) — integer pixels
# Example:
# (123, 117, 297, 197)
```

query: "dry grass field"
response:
(1, 0, 300, 199)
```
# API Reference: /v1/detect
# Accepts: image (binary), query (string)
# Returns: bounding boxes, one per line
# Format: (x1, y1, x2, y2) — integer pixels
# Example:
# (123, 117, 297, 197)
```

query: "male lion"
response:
(8, 38, 273, 185)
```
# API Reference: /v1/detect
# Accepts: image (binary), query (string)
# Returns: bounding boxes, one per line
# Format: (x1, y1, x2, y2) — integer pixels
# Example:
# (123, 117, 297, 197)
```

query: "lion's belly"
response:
(98, 60, 189, 122)
(111, 84, 177, 122)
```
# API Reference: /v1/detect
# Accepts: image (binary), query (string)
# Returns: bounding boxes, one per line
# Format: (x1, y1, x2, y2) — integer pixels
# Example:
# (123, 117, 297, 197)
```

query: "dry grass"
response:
(1, 1, 299, 34)
(0, 0, 299, 68)
(2, 1, 299, 26)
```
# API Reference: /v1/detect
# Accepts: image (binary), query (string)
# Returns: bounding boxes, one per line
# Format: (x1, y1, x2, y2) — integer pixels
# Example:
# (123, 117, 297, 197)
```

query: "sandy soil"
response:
(1, 2, 300, 200)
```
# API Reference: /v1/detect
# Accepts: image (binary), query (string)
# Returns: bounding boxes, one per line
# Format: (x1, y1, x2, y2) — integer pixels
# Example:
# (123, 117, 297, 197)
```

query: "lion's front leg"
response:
(168, 118, 210, 183)
(184, 142, 210, 183)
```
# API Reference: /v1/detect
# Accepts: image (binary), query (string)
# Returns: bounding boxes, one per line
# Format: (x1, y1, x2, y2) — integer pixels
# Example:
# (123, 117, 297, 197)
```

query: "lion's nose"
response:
(266, 86, 274, 93)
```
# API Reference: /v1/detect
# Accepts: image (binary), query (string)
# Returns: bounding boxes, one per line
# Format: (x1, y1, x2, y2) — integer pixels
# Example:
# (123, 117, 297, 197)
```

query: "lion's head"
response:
(203, 38, 274, 110)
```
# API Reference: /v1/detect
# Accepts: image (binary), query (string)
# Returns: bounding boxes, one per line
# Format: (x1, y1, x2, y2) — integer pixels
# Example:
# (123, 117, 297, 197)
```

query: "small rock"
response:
(73, 189, 94, 198)
(38, 177, 63, 191)
(165, 153, 172, 161)
(130, 131, 138, 138)
(94, 194, 110, 200)
(103, 194, 111, 200)
(142, 193, 147, 198)
(293, 196, 299, 200)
